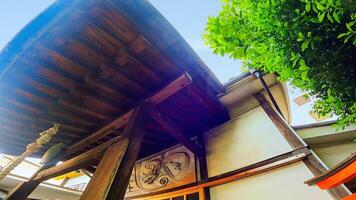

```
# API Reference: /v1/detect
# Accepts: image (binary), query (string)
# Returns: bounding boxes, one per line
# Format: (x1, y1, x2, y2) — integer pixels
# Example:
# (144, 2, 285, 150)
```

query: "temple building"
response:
(0, 1, 354, 200)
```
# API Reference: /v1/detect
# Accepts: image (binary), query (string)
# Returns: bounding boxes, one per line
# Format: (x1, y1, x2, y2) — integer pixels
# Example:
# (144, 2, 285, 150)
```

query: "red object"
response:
(316, 161, 356, 190)
(343, 193, 356, 200)
(305, 154, 355, 199)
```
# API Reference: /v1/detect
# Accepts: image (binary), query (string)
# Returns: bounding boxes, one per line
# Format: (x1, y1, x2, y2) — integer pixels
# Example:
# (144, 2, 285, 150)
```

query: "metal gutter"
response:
(250, 70, 285, 119)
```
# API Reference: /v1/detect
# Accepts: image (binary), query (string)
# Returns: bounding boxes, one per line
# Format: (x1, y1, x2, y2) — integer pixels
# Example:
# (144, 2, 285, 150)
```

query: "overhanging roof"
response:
(0, 0, 228, 159)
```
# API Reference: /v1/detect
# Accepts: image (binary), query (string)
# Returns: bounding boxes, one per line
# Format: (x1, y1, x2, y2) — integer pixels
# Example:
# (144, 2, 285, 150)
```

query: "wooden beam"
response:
(149, 107, 203, 156)
(305, 153, 355, 188)
(126, 148, 310, 200)
(80, 139, 128, 200)
(106, 104, 149, 200)
(255, 93, 306, 149)
(32, 136, 123, 182)
(255, 92, 350, 199)
(304, 152, 351, 198)
(4, 155, 61, 200)
(67, 72, 193, 154)
(197, 135, 211, 200)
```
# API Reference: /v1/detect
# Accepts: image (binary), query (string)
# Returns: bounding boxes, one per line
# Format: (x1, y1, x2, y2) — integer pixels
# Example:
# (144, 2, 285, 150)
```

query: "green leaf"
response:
(299, 64, 310, 71)
(333, 11, 341, 23)
(344, 35, 352, 43)
(327, 12, 333, 23)
(305, 3, 311, 12)
(298, 32, 304, 38)
(337, 33, 347, 39)
(318, 12, 326, 22)
(299, 59, 306, 67)
(302, 40, 309, 51)
(346, 22, 354, 32)
(307, 32, 312, 38)
(316, 2, 326, 11)
(301, 71, 308, 80)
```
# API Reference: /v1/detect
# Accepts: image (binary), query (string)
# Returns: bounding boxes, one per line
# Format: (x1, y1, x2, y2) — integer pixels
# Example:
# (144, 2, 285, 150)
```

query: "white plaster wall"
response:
(313, 142, 356, 168)
(210, 161, 333, 200)
(205, 107, 292, 177)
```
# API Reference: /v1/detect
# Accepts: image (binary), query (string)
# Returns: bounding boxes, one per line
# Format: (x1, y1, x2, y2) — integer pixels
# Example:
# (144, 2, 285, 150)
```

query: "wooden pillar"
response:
(80, 139, 129, 199)
(106, 104, 149, 200)
(255, 93, 351, 199)
(197, 135, 211, 200)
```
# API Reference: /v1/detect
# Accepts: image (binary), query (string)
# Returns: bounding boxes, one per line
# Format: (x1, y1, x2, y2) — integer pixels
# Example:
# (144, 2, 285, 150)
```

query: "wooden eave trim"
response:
(305, 153, 356, 186)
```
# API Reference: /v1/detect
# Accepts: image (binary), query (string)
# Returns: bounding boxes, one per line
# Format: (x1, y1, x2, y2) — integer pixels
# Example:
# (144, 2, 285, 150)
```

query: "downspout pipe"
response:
(250, 70, 285, 119)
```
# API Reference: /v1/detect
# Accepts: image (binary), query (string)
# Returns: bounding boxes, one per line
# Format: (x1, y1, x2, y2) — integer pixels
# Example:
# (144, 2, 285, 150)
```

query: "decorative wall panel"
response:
(126, 145, 196, 197)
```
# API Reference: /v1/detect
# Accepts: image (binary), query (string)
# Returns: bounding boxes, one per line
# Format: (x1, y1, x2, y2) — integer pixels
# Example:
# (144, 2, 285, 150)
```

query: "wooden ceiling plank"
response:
(13, 73, 66, 98)
(102, 67, 150, 98)
(0, 85, 96, 132)
(52, 38, 107, 69)
(35, 45, 94, 78)
(128, 36, 179, 77)
(115, 50, 163, 87)
(88, 4, 138, 44)
(59, 99, 110, 120)
(81, 23, 124, 58)
(0, 126, 66, 147)
(0, 105, 92, 139)
(0, 107, 83, 139)
(66, 72, 193, 154)
(80, 23, 164, 87)
(0, 96, 42, 115)
(83, 75, 134, 104)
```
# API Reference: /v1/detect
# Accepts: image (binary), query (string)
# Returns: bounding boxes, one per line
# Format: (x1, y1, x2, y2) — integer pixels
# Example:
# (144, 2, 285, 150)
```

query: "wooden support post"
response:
(255, 93, 351, 199)
(80, 139, 128, 200)
(197, 135, 211, 200)
(106, 104, 149, 200)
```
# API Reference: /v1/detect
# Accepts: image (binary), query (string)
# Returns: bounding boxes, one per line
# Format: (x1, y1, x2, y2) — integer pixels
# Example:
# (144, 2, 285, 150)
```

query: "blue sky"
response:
(0, 0, 328, 125)
(150, 0, 243, 83)
(0, 1, 55, 50)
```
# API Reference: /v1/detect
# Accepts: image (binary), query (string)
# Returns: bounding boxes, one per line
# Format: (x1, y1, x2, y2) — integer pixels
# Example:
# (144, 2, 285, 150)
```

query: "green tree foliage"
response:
(204, 0, 355, 128)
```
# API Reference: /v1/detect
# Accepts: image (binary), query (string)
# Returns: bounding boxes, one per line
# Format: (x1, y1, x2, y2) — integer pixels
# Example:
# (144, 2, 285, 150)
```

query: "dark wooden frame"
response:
(255, 93, 351, 199)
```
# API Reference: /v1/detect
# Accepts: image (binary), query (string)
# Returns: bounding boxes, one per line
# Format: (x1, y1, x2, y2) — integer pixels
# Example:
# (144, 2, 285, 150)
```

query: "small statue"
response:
(0, 124, 60, 181)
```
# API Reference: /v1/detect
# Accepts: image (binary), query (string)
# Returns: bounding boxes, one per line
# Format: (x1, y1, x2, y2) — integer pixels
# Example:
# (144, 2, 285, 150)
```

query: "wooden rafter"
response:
(149, 107, 203, 157)
(66, 72, 193, 155)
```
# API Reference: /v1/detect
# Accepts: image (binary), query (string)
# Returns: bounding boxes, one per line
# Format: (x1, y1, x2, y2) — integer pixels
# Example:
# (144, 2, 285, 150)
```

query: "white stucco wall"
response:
(205, 106, 292, 177)
(210, 161, 333, 200)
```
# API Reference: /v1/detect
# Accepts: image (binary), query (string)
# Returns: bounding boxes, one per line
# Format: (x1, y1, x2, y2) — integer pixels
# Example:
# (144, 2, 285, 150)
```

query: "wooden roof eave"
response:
(305, 153, 356, 187)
